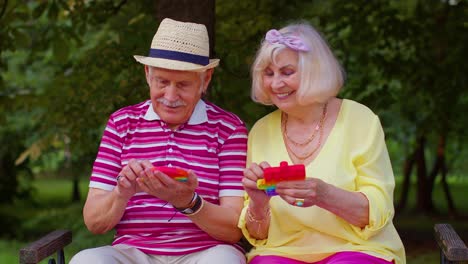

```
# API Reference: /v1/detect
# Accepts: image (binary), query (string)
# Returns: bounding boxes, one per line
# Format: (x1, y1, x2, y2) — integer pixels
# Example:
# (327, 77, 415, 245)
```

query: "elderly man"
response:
(70, 18, 248, 264)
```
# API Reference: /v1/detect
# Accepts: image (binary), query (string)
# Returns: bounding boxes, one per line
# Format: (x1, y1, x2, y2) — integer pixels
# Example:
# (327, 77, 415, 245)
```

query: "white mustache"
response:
(156, 98, 187, 107)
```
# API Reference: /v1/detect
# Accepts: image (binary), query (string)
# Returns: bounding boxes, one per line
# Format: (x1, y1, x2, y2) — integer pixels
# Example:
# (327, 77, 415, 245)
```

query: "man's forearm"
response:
(189, 198, 243, 243)
(83, 188, 129, 234)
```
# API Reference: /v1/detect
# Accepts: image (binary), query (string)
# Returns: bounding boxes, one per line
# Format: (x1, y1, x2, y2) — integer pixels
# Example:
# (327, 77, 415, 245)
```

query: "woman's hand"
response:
(275, 177, 330, 207)
(243, 162, 272, 239)
(242, 162, 271, 209)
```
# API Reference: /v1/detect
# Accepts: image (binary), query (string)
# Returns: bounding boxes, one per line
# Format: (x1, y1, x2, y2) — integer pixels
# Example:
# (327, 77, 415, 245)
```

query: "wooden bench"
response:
(19, 229, 72, 264)
(434, 223, 468, 263)
(18, 224, 468, 263)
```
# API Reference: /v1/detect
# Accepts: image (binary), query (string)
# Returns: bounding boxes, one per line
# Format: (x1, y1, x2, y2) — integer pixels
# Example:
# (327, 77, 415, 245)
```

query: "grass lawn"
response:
(0, 177, 467, 263)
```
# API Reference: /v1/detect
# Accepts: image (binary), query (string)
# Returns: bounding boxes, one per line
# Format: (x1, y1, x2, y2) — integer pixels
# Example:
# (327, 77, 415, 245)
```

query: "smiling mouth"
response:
(276, 91, 293, 98)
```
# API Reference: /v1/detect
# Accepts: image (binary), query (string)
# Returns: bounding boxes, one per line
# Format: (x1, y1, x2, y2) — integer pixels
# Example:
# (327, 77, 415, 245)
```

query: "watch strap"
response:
(178, 193, 203, 215)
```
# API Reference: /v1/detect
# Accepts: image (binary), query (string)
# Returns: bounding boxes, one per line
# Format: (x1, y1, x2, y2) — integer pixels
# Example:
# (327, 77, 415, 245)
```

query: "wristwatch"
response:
(176, 192, 203, 215)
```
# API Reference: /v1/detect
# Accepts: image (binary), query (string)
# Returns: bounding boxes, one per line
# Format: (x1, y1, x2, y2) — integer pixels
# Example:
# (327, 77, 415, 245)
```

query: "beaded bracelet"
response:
(246, 207, 271, 236)
(247, 207, 270, 223)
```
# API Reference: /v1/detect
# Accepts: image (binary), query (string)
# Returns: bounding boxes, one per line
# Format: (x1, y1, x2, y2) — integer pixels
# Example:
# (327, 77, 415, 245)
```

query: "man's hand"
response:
(137, 167, 198, 208)
(115, 159, 150, 200)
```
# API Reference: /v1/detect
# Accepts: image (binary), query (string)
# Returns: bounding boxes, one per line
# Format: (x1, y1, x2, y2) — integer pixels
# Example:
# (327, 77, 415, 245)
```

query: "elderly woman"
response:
(238, 21, 406, 264)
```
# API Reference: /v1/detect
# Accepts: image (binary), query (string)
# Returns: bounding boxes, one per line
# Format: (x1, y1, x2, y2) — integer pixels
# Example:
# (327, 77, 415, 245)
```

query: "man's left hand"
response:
(137, 167, 198, 208)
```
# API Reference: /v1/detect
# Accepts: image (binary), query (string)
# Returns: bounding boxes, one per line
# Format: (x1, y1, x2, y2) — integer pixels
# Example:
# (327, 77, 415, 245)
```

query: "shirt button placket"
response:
(167, 131, 175, 166)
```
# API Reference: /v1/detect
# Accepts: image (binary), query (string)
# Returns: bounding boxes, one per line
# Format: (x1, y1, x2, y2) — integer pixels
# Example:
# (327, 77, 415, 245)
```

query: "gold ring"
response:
(294, 198, 305, 207)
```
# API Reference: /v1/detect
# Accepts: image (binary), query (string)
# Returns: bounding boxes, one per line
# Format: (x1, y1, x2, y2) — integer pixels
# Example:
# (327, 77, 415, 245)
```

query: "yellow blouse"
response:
(238, 99, 406, 263)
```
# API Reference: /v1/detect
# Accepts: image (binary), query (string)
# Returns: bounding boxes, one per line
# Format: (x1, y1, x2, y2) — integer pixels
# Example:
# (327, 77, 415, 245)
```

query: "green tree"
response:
(315, 0, 468, 214)
(1, 0, 467, 216)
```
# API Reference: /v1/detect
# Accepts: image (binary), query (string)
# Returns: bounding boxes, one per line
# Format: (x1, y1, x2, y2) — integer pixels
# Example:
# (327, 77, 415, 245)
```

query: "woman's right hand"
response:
(242, 162, 271, 208)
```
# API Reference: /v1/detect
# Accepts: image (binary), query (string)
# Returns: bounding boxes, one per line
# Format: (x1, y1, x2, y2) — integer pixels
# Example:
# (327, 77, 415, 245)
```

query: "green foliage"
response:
(214, 0, 314, 127)
(306, 0, 468, 183)
(0, 112, 35, 203)
(1, 0, 468, 208)
(328, 0, 468, 139)
(1, 4, 467, 263)
(1, 0, 156, 173)
(32, 0, 156, 158)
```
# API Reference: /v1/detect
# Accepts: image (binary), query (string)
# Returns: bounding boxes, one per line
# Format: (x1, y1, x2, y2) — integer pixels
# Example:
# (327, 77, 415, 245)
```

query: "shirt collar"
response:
(143, 99, 208, 125)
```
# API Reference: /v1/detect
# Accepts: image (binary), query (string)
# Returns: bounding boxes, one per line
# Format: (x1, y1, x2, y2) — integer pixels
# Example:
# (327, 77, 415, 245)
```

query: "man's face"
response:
(145, 66, 212, 130)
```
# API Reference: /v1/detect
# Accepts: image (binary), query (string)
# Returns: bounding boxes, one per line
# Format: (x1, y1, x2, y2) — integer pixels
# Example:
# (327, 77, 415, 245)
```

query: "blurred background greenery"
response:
(1, 0, 467, 263)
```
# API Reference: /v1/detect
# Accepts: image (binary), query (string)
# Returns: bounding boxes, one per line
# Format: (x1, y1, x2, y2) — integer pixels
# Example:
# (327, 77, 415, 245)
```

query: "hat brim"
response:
(133, 55, 219, 72)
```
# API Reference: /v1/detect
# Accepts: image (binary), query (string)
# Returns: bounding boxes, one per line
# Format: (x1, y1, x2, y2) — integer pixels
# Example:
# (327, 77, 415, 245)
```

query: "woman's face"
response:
(262, 49, 300, 110)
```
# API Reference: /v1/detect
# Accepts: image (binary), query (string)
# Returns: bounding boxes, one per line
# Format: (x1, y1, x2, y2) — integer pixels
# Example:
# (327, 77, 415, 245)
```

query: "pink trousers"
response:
(249, 251, 393, 264)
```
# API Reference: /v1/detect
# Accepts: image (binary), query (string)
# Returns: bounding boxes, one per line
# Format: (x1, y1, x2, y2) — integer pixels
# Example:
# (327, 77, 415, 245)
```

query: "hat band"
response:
(148, 49, 209, 66)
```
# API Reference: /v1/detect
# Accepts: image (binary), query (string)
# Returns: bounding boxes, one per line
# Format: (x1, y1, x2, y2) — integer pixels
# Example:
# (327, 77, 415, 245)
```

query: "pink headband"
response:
(265, 29, 310, 52)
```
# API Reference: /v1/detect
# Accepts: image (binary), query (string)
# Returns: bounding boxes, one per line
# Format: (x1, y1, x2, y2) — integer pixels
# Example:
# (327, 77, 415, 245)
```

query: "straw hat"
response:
(134, 18, 219, 72)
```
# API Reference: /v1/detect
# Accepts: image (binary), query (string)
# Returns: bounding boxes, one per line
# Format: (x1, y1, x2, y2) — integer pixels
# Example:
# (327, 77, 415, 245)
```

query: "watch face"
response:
(183, 208, 194, 214)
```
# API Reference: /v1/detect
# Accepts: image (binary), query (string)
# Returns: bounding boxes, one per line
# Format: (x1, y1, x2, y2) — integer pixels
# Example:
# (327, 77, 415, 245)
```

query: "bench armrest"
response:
(434, 223, 468, 263)
(19, 229, 72, 264)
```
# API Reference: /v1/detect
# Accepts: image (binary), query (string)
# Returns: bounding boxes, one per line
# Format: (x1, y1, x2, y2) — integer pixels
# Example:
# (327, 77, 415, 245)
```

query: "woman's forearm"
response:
(245, 205, 270, 239)
(318, 183, 369, 228)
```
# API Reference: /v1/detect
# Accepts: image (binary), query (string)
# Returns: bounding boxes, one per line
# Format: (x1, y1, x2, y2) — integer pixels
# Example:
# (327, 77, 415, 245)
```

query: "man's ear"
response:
(144, 65, 151, 85)
(202, 68, 214, 93)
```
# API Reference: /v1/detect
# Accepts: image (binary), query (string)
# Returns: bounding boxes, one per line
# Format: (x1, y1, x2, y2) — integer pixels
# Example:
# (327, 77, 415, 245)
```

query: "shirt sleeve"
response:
(351, 115, 395, 240)
(237, 126, 270, 247)
(218, 123, 248, 197)
(89, 115, 124, 191)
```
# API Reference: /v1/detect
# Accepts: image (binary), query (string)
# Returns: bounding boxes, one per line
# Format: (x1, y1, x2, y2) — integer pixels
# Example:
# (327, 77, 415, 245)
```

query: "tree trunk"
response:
(156, 0, 216, 57)
(396, 151, 415, 212)
(429, 136, 446, 186)
(431, 135, 457, 216)
(72, 176, 80, 202)
(0, 151, 18, 203)
(65, 137, 81, 202)
(426, 136, 444, 214)
(415, 135, 434, 213)
(440, 160, 456, 216)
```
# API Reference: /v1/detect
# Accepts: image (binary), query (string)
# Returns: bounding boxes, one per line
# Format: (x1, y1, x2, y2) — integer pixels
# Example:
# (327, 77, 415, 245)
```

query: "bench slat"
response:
(434, 223, 468, 262)
(19, 229, 72, 264)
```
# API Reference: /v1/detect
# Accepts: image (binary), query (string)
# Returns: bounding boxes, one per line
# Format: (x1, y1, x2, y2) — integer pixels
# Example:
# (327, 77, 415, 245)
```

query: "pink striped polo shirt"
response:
(89, 99, 248, 255)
